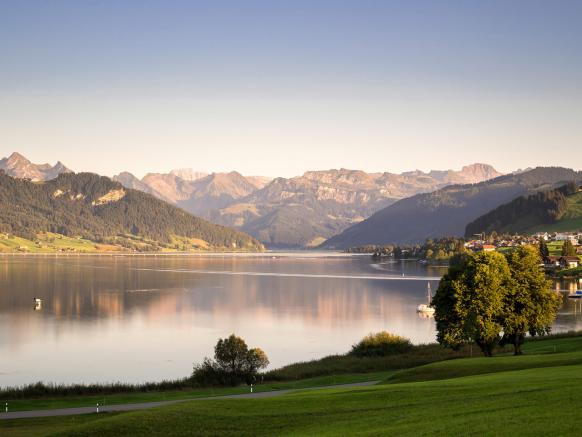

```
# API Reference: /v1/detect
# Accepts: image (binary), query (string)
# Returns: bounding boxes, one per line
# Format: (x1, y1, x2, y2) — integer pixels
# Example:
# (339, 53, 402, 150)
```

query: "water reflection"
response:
(0, 255, 580, 387)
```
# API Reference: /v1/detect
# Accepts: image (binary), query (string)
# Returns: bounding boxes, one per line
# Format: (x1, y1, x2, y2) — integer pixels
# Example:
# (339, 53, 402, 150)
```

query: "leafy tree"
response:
(538, 240, 550, 259)
(246, 348, 270, 377)
(214, 334, 251, 375)
(562, 240, 576, 256)
(434, 252, 511, 356)
(501, 246, 561, 355)
(193, 334, 269, 386)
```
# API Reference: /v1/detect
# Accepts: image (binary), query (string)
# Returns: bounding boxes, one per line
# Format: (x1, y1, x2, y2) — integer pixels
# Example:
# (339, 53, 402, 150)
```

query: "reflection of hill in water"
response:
(1, 256, 582, 387)
(0, 258, 416, 326)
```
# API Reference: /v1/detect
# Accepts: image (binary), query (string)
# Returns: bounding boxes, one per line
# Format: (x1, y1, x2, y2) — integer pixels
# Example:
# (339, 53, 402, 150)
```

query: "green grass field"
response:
(3, 334, 582, 436)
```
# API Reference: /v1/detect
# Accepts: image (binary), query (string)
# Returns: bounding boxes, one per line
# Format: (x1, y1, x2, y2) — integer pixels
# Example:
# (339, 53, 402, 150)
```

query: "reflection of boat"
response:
(417, 283, 435, 315)
(33, 297, 42, 310)
(568, 291, 582, 299)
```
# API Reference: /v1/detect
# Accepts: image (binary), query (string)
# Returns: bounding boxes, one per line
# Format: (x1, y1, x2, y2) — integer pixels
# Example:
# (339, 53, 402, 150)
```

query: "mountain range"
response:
(111, 164, 500, 247)
(0, 152, 71, 181)
(1, 152, 513, 248)
(322, 167, 582, 249)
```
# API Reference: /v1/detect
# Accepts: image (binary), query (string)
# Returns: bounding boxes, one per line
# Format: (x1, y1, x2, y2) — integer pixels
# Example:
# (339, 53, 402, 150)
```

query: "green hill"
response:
(465, 182, 582, 236)
(322, 167, 582, 248)
(0, 171, 263, 252)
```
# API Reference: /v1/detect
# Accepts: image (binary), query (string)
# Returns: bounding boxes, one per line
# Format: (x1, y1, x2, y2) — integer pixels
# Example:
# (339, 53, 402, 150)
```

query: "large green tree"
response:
(434, 252, 510, 356)
(502, 246, 561, 355)
(435, 246, 562, 357)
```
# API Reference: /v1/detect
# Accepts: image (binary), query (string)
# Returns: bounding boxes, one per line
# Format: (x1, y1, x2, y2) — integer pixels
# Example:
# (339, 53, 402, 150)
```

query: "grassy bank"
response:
(264, 342, 472, 381)
(4, 335, 582, 436)
(1, 341, 473, 405)
(0, 373, 390, 413)
(1, 333, 580, 429)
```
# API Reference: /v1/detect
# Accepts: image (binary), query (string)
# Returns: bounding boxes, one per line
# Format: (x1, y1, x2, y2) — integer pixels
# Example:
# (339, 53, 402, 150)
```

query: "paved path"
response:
(0, 381, 379, 420)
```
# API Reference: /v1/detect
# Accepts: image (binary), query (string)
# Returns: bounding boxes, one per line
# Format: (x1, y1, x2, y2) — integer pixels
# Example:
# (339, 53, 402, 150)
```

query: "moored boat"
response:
(417, 283, 435, 314)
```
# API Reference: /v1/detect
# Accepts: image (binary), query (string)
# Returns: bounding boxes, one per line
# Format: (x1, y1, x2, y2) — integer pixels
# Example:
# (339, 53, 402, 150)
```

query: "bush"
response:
(350, 332, 413, 357)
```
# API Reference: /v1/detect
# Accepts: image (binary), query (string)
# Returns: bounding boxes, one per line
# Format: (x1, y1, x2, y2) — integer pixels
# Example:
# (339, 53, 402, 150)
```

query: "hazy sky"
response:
(1, 0, 581, 178)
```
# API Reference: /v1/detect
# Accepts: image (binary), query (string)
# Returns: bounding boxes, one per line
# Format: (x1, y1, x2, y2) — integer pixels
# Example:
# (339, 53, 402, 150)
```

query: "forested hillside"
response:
(0, 171, 263, 251)
(465, 182, 582, 236)
(322, 167, 582, 249)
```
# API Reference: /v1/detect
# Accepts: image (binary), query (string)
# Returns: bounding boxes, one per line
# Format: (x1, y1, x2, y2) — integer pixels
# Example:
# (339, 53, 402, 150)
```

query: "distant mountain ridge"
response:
(115, 163, 502, 247)
(1, 153, 504, 248)
(0, 171, 263, 251)
(0, 152, 71, 181)
(322, 167, 582, 249)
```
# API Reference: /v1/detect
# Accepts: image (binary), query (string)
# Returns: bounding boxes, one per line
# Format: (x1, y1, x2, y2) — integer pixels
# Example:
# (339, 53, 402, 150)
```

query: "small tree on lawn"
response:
(193, 334, 269, 386)
(214, 334, 250, 376)
(502, 246, 561, 355)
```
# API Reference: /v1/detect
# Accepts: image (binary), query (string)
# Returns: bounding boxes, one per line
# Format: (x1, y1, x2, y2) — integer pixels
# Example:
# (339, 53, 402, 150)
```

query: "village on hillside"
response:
(465, 231, 582, 270)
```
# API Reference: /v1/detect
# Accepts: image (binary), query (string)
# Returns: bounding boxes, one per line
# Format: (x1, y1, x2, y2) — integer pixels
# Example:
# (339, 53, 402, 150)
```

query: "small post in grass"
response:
(5, 402, 7, 413)
(96, 402, 99, 413)
(250, 384, 253, 393)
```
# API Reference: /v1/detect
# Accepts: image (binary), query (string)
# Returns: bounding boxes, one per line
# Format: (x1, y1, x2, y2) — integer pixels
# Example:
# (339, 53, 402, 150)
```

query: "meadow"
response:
(3, 333, 582, 436)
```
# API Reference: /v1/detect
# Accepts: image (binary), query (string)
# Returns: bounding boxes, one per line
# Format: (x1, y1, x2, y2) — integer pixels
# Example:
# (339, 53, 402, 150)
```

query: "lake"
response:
(1, 253, 581, 388)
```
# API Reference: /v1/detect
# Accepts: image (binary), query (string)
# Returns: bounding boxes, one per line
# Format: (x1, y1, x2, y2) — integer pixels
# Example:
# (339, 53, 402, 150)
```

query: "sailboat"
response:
(417, 283, 435, 315)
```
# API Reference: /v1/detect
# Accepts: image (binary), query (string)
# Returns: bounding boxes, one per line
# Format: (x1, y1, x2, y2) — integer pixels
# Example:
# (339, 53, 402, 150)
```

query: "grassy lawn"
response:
(5, 363, 582, 436)
(4, 334, 582, 436)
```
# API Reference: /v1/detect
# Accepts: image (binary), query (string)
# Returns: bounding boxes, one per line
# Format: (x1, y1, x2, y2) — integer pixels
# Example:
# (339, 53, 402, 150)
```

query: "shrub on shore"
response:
(350, 332, 413, 357)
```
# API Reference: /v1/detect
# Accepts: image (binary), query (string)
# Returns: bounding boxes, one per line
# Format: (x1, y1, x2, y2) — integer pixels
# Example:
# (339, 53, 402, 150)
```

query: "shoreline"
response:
(0, 250, 362, 258)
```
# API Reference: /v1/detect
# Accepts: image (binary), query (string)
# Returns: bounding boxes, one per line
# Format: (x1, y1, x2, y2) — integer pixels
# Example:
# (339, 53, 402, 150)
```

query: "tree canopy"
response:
(433, 247, 560, 356)
(192, 334, 269, 386)
(501, 246, 560, 354)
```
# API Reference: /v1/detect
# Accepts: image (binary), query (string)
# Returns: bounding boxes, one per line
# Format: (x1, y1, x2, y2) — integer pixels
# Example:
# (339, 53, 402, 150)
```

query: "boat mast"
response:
(427, 282, 432, 304)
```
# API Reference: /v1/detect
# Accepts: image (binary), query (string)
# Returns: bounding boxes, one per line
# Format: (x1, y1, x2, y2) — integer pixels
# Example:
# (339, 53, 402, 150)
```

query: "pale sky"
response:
(1, 0, 581, 178)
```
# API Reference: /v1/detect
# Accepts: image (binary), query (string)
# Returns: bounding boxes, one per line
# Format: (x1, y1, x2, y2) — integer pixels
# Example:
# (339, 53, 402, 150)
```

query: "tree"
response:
(246, 348, 270, 378)
(214, 334, 250, 375)
(538, 240, 550, 259)
(193, 334, 269, 386)
(562, 240, 576, 256)
(434, 252, 511, 356)
(502, 246, 561, 355)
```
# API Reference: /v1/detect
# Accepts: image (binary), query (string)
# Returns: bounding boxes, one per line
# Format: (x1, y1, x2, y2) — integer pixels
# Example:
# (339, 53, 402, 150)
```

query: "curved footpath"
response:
(0, 381, 379, 420)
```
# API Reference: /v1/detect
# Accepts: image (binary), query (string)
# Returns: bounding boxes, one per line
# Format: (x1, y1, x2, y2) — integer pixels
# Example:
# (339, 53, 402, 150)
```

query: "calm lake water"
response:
(1, 253, 581, 387)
